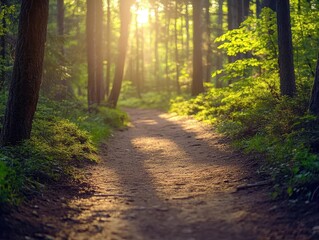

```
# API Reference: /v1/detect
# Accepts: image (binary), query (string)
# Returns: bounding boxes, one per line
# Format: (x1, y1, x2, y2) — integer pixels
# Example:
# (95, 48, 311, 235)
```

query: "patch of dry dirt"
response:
(1, 108, 318, 240)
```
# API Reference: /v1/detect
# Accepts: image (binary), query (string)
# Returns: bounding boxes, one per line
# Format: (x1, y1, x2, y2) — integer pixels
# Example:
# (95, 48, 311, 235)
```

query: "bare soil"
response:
(1, 108, 318, 240)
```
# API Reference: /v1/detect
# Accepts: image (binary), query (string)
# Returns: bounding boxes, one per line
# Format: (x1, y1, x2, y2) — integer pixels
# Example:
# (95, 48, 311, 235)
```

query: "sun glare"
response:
(136, 8, 149, 25)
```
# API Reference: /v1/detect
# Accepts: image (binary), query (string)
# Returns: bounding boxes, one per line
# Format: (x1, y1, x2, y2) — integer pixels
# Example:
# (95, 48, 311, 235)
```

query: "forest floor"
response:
(1, 108, 319, 240)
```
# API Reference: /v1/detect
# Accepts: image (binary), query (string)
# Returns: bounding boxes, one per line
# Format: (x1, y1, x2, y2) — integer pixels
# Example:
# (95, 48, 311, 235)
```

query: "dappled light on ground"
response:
(53, 109, 308, 240)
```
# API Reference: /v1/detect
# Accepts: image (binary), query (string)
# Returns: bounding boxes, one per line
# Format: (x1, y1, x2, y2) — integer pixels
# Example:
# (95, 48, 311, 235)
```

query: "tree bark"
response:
(185, 2, 190, 63)
(256, 0, 261, 17)
(95, 0, 104, 103)
(57, 0, 64, 55)
(191, 0, 204, 96)
(205, 0, 212, 83)
(154, 4, 160, 90)
(106, 0, 111, 96)
(175, 2, 181, 94)
(107, 0, 133, 108)
(1, 0, 49, 146)
(262, 0, 276, 12)
(216, 0, 223, 88)
(141, 26, 145, 93)
(165, 4, 171, 93)
(86, 0, 96, 107)
(276, 0, 296, 97)
(135, 6, 141, 97)
(309, 54, 319, 115)
(1, 0, 7, 89)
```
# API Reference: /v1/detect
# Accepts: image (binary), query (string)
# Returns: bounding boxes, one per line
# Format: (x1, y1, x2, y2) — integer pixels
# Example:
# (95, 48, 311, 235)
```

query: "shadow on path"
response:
(55, 108, 310, 240)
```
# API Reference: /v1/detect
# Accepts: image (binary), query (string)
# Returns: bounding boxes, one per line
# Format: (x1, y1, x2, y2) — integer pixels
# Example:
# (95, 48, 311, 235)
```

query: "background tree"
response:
(86, 0, 96, 107)
(309, 54, 319, 115)
(107, 0, 134, 107)
(1, 0, 49, 145)
(95, 0, 104, 104)
(191, 0, 204, 96)
(57, 0, 64, 55)
(0, 0, 7, 89)
(276, 0, 296, 97)
(105, 0, 112, 96)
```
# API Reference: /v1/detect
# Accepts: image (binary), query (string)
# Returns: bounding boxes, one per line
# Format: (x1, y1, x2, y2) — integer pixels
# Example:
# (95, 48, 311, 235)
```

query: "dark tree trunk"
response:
(57, 0, 64, 55)
(205, 0, 212, 83)
(243, 0, 250, 19)
(256, 0, 261, 17)
(106, 0, 111, 96)
(216, 0, 223, 88)
(95, 0, 104, 103)
(1, 0, 7, 89)
(191, 0, 204, 96)
(185, 2, 190, 63)
(276, 0, 296, 97)
(227, 0, 239, 30)
(309, 54, 319, 115)
(1, 0, 49, 146)
(86, 0, 96, 107)
(107, 0, 133, 108)
(227, 0, 237, 72)
(262, 0, 276, 12)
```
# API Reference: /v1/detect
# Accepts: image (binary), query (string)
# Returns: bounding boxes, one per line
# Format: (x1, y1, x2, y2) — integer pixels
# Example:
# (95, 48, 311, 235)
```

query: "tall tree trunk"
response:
(1, 0, 49, 146)
(57, 0, 65, 55)
(205, 0, 212, 83)
(106, 0, 111, 96)
(154, 4, 160, 90)
(175, 2, 181, 94)
(86, 0, 96, 107)
(0, 0, 7, 89)
(243, 0, 250, 19)
(262, 0, 276, 11)
(135, 7, 141, 97)
(165, 4, 171, 93)
(227, 0, 238, 30)
(191, 0, 204, 96)
(215, 0, 223, 88)
(276, 0, 296, 97)
(227, 0, 236, 72)
(185, 2, 190, 63)
(107, 0, 133, 108)
(141, 26, 145, 93)
(309, 54, 319, 115)
(95, 0, 104, 103)
(256, 0, 261, 17)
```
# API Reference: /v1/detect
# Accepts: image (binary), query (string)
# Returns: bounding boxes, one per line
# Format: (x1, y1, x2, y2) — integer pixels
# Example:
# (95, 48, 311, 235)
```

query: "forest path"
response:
(55, 108, 308, 240)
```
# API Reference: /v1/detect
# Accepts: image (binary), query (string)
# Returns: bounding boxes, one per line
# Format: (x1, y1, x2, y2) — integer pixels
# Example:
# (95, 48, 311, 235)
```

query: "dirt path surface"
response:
(3, 108, 314, 240)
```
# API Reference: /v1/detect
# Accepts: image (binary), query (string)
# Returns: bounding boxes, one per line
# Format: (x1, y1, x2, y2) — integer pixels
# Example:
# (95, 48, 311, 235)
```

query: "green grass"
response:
(119, 91, 173, 110)
(0, 95, 127, 205)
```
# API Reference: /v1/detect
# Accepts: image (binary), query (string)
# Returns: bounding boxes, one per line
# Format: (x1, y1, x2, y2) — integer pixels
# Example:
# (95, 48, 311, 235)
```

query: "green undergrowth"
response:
(171, 82, 319, 200)
(119, 91, 173, 110)
(0, 95, 127, 205)
(118, 81, 174, 110)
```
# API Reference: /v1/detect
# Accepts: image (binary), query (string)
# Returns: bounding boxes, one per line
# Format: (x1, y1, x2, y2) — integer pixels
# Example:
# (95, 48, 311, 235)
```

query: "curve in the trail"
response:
(55, 108, 308, 240)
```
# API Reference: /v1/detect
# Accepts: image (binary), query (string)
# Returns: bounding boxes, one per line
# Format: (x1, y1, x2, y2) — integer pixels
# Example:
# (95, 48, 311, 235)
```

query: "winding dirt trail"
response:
(9, 108, 314, 240)
(48, 108, 310, 240)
